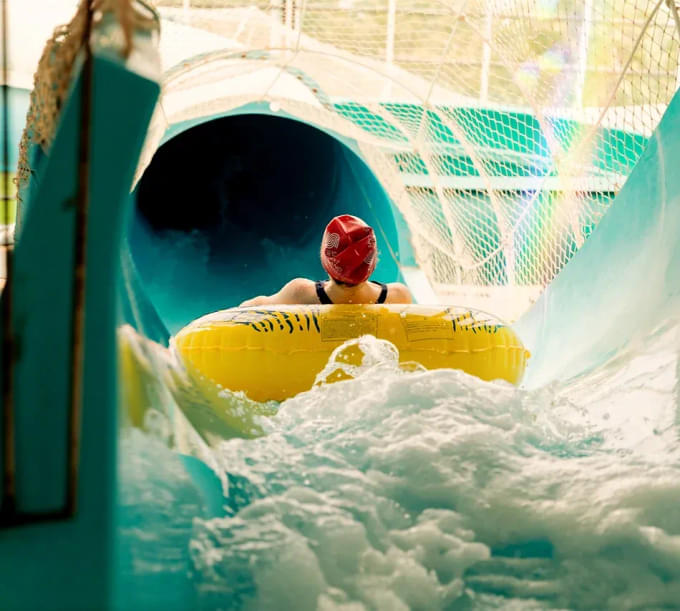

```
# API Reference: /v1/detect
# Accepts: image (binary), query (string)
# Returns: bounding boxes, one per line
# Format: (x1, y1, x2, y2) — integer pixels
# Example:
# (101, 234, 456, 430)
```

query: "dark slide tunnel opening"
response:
(130, 113, 400, 334)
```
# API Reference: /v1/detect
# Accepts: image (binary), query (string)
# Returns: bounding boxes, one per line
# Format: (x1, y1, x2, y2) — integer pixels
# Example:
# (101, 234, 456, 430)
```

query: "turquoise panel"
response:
(0, 87, 29, 172)
(340, 102, 645, 177)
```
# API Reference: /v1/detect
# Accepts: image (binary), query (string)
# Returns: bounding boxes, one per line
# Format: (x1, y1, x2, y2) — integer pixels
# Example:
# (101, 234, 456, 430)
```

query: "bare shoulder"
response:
(283, 277, 316, 293)
(240, 278, 316, 307)
(280, 278, 317, 303)
(386, 282, 413, 304)
(285, 277, 315, 288)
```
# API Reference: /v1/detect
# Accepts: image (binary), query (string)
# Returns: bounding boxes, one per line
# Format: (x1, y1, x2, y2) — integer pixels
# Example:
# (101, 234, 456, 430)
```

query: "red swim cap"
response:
(320, 215, 377, 285)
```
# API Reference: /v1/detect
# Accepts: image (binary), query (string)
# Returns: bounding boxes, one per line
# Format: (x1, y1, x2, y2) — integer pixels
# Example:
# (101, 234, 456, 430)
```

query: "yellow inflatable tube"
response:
(173, 304, 530, 402)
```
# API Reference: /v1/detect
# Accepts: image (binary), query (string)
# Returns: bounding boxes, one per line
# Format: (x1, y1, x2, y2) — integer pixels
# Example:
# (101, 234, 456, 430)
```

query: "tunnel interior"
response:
(130, 112, 402, 333)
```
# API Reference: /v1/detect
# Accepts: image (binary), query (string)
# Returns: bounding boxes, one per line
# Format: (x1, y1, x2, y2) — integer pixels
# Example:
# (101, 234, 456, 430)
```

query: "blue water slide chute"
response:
(130, 104, 407, 333)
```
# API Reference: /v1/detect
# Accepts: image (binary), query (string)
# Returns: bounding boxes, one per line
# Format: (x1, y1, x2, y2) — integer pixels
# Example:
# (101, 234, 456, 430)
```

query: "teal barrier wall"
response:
(0, 56, 160, 609)
(516, 87, 680, 387)
(130, 106, 405, 333)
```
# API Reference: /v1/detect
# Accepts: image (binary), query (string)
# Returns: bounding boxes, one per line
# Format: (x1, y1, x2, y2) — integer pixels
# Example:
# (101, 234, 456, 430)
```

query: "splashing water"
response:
(119, 319, 680, 610)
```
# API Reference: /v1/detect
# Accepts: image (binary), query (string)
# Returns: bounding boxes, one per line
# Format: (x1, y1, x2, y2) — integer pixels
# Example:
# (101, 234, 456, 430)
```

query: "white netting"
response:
(15, 0, 158, 199)
(125, 2, 680, 315)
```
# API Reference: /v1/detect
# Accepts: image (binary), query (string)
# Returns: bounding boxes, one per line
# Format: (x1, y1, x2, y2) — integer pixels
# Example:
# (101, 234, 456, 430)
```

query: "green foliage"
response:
(0, 172, 17, 225)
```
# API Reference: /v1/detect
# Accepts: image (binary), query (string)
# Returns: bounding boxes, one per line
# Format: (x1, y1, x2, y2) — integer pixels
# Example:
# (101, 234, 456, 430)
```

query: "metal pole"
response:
(576, 0, 593, 108)
(666, 1, 680, 89)
(384, 0, 396, 98)
(285, 0, 293, 47)
(1, 0, 16, 520)
(386, 0, 396, 65)
(480, 0, 493, 102)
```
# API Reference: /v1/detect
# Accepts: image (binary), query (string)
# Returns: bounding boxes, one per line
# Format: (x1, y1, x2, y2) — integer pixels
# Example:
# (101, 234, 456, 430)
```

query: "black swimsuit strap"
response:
(316, 281, 388, 305)
(315, 281, 333, 304)
(372, 281, 388, 304)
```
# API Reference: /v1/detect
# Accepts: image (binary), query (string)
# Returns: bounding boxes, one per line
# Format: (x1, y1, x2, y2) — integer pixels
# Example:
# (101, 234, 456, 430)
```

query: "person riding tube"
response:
(240, 214, 412, 306)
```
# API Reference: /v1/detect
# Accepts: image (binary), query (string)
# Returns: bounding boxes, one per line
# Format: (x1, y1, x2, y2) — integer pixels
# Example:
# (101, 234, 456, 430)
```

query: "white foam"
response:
(121, 320, 680, 609)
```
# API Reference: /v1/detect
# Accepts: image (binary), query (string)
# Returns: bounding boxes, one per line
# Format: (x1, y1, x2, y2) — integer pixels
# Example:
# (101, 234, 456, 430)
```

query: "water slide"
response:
(2, 2, 680, 609)
(130, 110, 405, 335)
